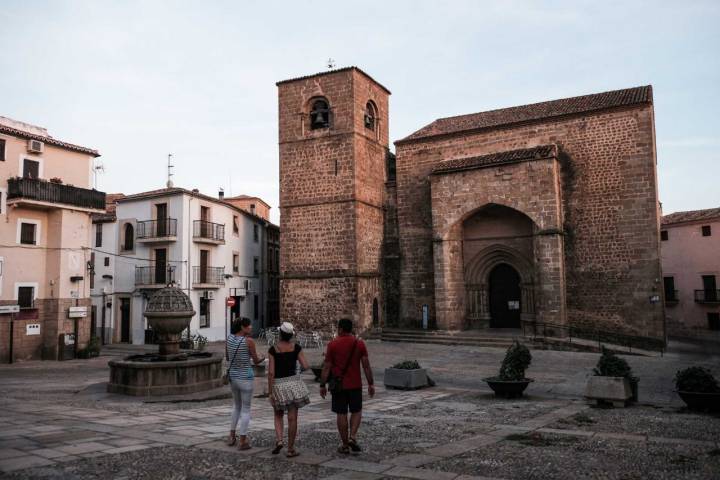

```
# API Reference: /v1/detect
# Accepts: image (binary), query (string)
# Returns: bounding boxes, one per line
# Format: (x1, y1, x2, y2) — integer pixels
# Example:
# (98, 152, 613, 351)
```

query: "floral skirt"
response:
(272, 375, 310, 412)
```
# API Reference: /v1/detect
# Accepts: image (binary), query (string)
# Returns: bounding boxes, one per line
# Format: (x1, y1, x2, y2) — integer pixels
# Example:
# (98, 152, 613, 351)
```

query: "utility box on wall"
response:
(58, 333, 76, 361)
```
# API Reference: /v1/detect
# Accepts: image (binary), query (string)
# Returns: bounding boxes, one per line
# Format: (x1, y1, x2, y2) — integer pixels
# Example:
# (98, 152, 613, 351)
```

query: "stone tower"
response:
(277, 67, 390, 331)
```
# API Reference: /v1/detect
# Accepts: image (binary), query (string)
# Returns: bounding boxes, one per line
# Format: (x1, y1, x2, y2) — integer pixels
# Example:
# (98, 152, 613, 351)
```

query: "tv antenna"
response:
(93, 162, 105, 189)
(327, 58, 336, 70)
(166, 153, 174, 188)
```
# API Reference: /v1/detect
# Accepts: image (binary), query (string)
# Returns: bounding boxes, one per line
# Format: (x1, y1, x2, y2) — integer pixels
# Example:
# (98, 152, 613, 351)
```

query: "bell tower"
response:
(277, 67, 391, 331)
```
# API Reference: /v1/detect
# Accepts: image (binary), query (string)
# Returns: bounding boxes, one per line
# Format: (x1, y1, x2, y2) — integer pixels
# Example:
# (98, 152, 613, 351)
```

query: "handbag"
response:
(328, 338, 358, 393)
(222, 336, 243, 385)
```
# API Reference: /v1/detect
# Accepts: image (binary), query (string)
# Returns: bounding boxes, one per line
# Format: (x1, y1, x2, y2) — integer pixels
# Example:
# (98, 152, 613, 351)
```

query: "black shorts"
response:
(331, 388, 363, 414)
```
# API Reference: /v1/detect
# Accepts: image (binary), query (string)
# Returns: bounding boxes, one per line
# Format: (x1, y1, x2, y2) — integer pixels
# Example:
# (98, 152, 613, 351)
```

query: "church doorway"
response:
(488, 263, 522, 328)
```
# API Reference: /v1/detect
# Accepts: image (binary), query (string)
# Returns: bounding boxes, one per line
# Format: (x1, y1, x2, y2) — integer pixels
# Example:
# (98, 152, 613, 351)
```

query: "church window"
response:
(364, 101, 377, 130)
(310, 98, 330, 129)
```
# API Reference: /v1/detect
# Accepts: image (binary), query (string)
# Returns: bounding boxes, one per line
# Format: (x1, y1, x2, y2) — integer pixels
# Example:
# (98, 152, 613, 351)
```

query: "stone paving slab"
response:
(26, 448, 69, 459)
(384, 465, 459, 480)
(536, 427, 596, 437)
(0, 448, 27, 460)
(0, 455, 55, 473)
(383, 453, 443, 467)
(56, 441, 114, 455)
(321, 471, 385, 480)
(322, 458, 394, 474)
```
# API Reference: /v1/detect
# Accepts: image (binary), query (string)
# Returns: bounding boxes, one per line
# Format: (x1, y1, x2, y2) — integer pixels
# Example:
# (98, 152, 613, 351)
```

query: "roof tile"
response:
(662, 207, 720, 226)
(398, 85, 652, 144)
(431, 145, 557, 175)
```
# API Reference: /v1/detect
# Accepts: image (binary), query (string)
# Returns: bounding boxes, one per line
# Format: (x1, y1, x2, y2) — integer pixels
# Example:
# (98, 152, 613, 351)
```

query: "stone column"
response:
(433, 234, 465, 330)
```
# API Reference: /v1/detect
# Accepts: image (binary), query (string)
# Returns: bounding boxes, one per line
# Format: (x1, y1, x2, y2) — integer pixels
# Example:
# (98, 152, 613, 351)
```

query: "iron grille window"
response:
(95, 223, 103, 247)
(20, 222, 36, 245)
(702, 225, 711, 237)
(199, 298, 210, 328)
(18, 286, 34, 308)
(0, 138, 5, 161)
(660, 230, 668, 241)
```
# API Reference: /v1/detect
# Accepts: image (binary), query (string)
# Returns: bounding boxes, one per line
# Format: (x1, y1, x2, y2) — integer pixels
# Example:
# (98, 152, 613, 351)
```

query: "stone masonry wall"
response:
(395, 104, 664, 339)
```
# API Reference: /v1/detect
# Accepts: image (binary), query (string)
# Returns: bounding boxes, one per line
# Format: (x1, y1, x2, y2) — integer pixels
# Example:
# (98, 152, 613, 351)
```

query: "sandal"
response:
(337, 445, 350, 454)
(238, 442, 252, 451)
(348, 438, 362, 453)
(226, 434, 237, 447)
(286, 448, 299, 458)
(271, 442, 284, 455)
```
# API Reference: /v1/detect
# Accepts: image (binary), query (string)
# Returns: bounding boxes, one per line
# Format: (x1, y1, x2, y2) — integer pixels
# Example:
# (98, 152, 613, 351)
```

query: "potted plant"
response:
(49, 177, 63, 184)
(675, 366, 720, 412)
(384, 360, 428, 389)
(179, 330, 194, 350)
(483, 341, 533, 398)
(77, 336, 101, 359)
(193, 332, 208, 351)
(585, 348, 638, 407)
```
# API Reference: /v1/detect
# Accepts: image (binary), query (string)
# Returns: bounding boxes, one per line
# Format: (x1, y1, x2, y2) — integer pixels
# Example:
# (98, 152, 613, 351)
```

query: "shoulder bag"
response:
(328, 338, 358, 393)
(222, 337, 243, 385)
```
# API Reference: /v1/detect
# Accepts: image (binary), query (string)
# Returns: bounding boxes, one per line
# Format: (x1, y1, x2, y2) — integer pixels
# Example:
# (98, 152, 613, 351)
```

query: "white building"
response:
(91, 187, 274, 344)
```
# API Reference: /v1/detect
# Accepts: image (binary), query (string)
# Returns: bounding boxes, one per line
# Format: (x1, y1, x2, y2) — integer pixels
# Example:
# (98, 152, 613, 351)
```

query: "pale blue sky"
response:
(1, 1, 718, 223)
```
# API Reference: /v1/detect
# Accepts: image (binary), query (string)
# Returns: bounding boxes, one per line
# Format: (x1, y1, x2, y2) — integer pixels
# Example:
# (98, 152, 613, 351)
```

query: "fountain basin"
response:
(108, 352, 223, 396)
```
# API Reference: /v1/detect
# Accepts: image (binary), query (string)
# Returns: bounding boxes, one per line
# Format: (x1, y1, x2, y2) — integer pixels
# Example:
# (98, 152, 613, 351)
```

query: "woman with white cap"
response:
(267, 321, 310, 457)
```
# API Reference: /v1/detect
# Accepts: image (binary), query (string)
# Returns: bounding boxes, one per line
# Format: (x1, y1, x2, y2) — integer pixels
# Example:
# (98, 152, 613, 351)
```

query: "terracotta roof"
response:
(223, 195, 271, 208)
(276, 66, 391, 94)
(117, 187, 270, 223)
(397, 85, 652, 145)
(0, 120, 100, 157)
(431, 145, 557, 175)
(662, 207, 720, 226)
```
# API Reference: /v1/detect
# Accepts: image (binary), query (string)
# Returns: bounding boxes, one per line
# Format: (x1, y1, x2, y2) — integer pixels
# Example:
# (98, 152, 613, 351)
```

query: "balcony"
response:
(694, 290, 720, 304)
(135, 264, 176, 288)
(665, 290, 679, 306)
(136, 218, 178, 243)
(7, 177, 105, 211)
(193, 266, 225, 288)
(193, 220, 225, 244)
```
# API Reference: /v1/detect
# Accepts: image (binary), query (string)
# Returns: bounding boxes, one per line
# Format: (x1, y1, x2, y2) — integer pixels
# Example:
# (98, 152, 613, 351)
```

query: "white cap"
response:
(280, 322, 294, 335)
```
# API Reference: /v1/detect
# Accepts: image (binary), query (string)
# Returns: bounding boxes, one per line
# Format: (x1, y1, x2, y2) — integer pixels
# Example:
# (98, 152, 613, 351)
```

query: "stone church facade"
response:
(278, 67, 665, 342)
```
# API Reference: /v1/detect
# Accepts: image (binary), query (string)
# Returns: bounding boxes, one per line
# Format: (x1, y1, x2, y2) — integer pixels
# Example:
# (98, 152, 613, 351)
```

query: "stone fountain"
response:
(107, 286, 223, 396)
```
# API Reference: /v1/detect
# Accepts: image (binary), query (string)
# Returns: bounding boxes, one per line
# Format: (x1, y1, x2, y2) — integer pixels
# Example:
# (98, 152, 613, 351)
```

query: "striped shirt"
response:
(227, 334, 253, 380)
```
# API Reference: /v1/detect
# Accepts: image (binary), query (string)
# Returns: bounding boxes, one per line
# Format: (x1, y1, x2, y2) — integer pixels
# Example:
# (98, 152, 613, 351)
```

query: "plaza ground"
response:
(0, 339, 718, 479)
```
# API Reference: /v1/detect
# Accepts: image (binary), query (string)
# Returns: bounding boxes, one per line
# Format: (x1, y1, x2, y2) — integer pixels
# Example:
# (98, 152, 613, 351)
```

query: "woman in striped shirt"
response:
(227, 318, 264, 450)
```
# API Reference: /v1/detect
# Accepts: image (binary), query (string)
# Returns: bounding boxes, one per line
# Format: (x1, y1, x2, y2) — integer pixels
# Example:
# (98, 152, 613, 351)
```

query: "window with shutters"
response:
(253, 225, 259, 242)
(253, 257, 259, 275)
(233, 254, 239, 273)
(199, 298, 210, 328)
(18, 286, 34, 308)
(233, 216, 239, 235)
(0, 138, 5, 161)
(23, 159, 40, 179)
(104, 256, 110, 267)
(20, 222, 37, 245)
(95, 224, 103, 247)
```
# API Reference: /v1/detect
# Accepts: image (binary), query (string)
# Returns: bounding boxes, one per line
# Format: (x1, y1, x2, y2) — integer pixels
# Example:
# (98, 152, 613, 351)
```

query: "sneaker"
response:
(337, 445, 350, 454)
(348, 438, 361, 453)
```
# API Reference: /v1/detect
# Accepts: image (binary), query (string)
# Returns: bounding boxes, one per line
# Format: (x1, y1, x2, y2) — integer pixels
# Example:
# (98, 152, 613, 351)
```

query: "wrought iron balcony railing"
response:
(193, 266, 225, 285)
(135, 264, 176, 286)
(7, 177, 105, 210)
(193, 220, 225, 242)
(136, 218, 177, 239)
(694, 290, 720, 303)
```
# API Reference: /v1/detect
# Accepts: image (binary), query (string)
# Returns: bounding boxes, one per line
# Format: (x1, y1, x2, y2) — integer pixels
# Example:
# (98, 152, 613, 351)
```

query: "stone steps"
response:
(380, 330, 518, 348)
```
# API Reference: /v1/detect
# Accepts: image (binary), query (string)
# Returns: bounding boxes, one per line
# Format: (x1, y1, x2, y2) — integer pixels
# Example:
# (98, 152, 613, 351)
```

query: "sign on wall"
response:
(68, 306, 87, 318)
(508, 301, 520, 310)
(0, 305, 20, 314)
(26, 324, 40, 335)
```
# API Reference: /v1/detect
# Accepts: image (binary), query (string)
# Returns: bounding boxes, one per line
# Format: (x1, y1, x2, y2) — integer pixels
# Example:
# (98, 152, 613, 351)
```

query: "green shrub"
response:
(498, 341, 532, 381)
(392, 360, 422, 370)
(77, 336, 101, 359)
(674, 367, 720, 393)
(593, 348, 634, 379)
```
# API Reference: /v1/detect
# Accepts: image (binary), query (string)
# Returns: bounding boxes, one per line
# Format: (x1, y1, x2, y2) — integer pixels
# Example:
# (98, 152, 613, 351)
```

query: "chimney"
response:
(218, 188, 225, 200)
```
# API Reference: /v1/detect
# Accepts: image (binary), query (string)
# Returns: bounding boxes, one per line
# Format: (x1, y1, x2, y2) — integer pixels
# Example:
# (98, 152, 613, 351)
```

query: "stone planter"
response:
(585, 376, 632, 407)
(484, 378, 533, 398)
(677, 391, 720, 412)
(384, 368, 428, 390)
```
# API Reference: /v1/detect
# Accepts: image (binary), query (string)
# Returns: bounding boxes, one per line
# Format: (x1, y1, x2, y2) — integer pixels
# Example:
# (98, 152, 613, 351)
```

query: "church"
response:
(277, 67, 665, 343)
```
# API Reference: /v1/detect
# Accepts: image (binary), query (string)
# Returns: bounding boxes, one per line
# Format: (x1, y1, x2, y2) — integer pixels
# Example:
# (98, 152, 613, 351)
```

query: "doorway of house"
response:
(120, 298, 131, 343)
(488, 263, 521, 328)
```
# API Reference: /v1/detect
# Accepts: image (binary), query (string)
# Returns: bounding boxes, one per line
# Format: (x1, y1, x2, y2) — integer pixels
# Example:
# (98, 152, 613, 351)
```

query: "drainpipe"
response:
(186, 195, 193, 339)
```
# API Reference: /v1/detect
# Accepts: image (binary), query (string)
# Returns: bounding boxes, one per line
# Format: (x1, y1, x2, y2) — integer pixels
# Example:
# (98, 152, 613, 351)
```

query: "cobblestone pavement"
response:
(1, 340, 719, 478)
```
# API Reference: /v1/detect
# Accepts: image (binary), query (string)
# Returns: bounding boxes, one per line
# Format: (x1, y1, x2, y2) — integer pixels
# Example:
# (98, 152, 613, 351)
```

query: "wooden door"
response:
(488, 264, 521, 328)
(120, 298, 131, 343)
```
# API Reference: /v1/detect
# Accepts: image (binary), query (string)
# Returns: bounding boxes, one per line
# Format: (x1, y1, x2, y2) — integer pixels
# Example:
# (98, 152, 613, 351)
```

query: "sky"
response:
(1, 1, 718, 224)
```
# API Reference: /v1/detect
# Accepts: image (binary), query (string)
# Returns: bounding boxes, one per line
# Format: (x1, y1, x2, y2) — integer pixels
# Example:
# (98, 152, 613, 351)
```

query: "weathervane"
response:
(327, 58, 336, 70)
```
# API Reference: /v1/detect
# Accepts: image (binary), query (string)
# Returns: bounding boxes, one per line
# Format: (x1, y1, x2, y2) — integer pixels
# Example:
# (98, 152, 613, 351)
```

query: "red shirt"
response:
(325, 334, 368, 390)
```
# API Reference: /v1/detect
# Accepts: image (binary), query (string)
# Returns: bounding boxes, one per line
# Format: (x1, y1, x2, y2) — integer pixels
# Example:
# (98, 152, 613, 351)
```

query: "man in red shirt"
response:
(320, 318, 375, 454)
